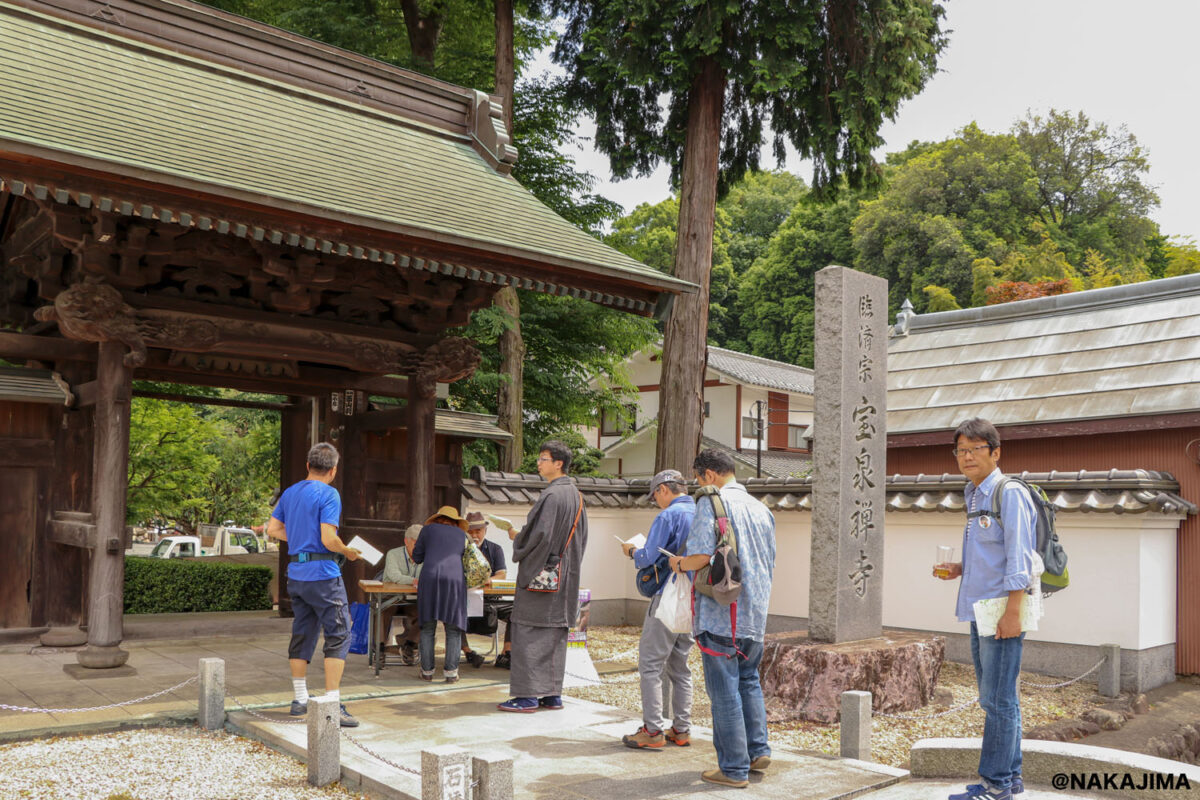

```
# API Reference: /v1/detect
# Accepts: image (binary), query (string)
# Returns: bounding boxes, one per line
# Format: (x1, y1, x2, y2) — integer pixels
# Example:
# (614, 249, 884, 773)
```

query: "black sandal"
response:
(494, 651, 511, 669)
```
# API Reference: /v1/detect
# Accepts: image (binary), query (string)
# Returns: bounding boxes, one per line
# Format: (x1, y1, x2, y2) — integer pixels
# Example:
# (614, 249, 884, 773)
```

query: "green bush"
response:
(124, 557, 271, 613)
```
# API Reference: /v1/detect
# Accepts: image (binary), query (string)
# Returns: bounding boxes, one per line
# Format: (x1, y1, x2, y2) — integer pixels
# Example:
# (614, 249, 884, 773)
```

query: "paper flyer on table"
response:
(346, 535, 383, 566)
(973, 593, 1042, 636)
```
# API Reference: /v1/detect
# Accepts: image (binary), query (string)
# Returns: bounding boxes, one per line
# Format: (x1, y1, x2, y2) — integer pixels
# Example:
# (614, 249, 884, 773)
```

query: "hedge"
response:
(125, 556, 272, 614)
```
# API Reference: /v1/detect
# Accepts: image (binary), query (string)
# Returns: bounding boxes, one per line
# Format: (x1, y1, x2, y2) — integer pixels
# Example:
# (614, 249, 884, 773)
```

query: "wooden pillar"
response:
(276, 396, 314, 618)
(407, 377, 437, 524)
(77, 341, 132, 668)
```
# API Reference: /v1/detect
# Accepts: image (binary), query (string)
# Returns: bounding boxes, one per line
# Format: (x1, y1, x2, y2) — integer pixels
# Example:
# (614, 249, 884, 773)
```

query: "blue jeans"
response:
(698, 632, 770, 780)
(970, 622, 1024, 791)
(420, 621, 462, 674)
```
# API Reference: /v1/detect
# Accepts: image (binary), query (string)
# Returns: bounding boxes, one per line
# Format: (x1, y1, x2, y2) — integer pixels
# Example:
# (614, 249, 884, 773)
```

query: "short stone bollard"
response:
(1099, 643, 1121, 698)
(422, 744, 472, 800)
(472, 752, 514, 800)
(198, 658, 226, 731)
(308, 695, 341, 787)
(840, 690, 872, 762)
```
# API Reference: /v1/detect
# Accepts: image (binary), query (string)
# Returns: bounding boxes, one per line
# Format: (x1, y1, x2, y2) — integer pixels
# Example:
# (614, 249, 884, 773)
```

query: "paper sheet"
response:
(486, 514, 514, 532)
(346, 535, 383, 566)
(467, 588, 484, 618)
(973, 593, 1042, 636)
(613, 533, 647, 549)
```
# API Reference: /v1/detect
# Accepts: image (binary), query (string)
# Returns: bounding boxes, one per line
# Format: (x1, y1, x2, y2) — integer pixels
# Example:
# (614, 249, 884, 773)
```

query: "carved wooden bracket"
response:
(412, 336, 481, 398)
(32, 280, 147, 366)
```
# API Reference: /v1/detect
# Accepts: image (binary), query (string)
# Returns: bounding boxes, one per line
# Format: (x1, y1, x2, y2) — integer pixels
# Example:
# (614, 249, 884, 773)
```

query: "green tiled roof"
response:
(0, 3, 692, 298)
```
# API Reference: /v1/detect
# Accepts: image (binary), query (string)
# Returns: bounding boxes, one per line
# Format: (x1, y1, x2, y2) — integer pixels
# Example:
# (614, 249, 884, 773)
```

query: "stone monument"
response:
(809, 265, 888, 643)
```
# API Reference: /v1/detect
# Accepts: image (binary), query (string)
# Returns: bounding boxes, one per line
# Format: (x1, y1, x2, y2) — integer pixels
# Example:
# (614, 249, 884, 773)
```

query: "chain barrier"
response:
(0, 675, 198, 714)
(1019, 658, 1105, 689)
(340, 728, 424, 779)
(225, 695, 308, 725)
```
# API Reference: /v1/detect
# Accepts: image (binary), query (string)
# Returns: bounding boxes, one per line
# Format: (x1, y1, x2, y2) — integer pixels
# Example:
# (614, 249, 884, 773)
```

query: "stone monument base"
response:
(40, 626, 88, 647)
(76, 644, 130, 669)
(760, 630, 945, 723)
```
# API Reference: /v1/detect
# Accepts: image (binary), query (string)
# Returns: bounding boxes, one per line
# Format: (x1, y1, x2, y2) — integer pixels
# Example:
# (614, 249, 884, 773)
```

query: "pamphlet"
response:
(346, 535, 383, 567)
(486, 514, 514, 532)
(467, 588, 484, 617)
(613, 533, 647, 550)
(973, 593, 1042, 636)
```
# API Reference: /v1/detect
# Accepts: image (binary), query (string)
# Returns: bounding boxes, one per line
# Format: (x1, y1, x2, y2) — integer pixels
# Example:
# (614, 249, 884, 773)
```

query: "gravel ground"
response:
(0, 727, 368, 800)
(568, 625, 1100, 768)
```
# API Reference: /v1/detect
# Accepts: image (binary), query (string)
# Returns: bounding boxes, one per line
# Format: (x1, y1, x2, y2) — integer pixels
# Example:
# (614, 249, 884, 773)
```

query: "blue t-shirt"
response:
(272, 480, 342, 581)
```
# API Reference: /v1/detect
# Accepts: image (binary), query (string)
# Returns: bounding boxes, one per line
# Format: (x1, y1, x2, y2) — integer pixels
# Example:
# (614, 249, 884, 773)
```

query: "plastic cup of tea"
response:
(934, 545, 954, 578)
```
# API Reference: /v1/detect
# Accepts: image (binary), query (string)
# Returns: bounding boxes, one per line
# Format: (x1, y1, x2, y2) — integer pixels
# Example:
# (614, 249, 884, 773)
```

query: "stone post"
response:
(810, 266, 889, 643)
(78, 340, 132, 668)
(307, 695, 341, 787)
(840, 690, 872, 761)
(422, 744, 472, 800)
(198, 658, 226, 730)
(472, 752, 514, 800)
(1099, 643, 1121, 697)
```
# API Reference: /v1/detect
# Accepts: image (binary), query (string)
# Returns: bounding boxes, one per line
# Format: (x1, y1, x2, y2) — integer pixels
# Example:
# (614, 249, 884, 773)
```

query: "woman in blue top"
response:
(413, 506, 469, 682)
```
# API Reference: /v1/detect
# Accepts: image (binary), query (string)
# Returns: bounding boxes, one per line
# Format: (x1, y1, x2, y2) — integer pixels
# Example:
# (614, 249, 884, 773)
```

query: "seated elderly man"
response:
(379, 523, 423, 665)
(461, 511, 512, 667)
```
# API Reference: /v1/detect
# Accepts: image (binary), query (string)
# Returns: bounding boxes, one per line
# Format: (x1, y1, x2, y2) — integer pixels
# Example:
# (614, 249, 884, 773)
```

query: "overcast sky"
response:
(541, 1, 1199, 243)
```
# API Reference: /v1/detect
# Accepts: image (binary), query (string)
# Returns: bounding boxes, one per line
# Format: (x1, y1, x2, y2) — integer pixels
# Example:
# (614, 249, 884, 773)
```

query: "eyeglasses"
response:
(536, 456, 554, 463)
(951, 444, 992, 458)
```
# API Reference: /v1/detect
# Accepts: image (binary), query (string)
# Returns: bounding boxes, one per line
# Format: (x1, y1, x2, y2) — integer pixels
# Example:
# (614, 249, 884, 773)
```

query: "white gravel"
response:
(0, 727, 367, 800)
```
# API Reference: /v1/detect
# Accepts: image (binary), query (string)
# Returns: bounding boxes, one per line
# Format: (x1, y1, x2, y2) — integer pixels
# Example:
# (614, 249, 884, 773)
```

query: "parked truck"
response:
(147, 523, 265, 558)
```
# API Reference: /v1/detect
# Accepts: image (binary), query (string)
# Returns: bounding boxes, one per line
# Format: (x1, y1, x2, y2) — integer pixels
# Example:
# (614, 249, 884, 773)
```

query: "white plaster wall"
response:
(703, 383, 739, 448)
(738, 386, 768, 450)
(464, 499, 1182, 653)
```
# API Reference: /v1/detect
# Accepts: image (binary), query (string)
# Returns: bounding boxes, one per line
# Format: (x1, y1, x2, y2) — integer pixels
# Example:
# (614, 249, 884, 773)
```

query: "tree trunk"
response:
(400, 0, 444, 71)
(655, 56, 726, 474)
(493, 0, 524, 472)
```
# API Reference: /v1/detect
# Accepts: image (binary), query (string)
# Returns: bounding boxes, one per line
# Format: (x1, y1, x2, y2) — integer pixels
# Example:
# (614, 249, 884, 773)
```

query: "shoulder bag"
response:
(525, 492, 584, 593)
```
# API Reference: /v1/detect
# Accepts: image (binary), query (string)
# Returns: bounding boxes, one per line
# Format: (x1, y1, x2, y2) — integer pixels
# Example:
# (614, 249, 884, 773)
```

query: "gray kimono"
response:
(511, 476, 587, 628)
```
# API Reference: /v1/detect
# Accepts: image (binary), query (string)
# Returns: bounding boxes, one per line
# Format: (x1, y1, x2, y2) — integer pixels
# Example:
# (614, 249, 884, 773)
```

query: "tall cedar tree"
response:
(552, 0, 947, 472)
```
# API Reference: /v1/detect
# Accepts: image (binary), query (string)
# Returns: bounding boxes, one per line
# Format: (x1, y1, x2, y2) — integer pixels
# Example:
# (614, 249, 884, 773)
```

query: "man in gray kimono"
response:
(497, 439, 588, 712)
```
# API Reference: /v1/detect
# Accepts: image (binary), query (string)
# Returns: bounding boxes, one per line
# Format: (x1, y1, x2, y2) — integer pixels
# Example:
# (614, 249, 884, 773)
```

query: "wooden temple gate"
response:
(0, 0, 691, 667)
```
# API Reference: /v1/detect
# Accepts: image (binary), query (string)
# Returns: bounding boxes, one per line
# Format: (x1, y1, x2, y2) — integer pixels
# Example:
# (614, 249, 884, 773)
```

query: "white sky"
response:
(536, 1, 1200, 242)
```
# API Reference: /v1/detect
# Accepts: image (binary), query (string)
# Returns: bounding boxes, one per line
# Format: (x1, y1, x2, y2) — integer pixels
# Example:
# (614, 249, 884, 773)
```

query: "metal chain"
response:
(875, 696, 980, 720)
(225, 695, 308, 725)
(590, 647, 640, 665)
(341, 729, 422, 778)
(1019, 658, 1105, 689)
(0, 675, 198, 714)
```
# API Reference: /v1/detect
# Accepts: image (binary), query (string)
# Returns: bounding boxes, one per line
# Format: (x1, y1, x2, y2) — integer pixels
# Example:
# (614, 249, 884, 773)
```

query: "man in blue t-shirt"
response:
(267, 442, 361, 727)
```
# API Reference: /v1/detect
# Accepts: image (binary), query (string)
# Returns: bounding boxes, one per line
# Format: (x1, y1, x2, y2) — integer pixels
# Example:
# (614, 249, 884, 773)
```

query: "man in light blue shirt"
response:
(620, 469, 696, 749)
(936, 418, 1038, 800)
(670, 449, 776, 789)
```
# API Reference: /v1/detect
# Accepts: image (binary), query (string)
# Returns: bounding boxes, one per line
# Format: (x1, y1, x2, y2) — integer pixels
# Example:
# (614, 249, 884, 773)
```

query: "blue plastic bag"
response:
(348, 602, 370, 655)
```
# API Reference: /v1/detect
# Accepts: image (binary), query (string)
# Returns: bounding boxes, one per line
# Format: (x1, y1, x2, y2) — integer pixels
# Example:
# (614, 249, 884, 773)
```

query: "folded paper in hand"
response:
(486, 514, 514, 532)
(973, 593, 1042, 637)
(613, 533, 646, 549)
(346, 535, 383, 566)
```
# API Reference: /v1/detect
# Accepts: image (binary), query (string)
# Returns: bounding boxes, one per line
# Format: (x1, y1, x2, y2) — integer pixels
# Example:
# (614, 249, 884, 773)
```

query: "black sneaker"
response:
(464, 650, 485, 668)
(339, 704, 359, 728)
(494, 652, 511, 669)
(400, 641, 417, 666)
(289, 700, 307, 716)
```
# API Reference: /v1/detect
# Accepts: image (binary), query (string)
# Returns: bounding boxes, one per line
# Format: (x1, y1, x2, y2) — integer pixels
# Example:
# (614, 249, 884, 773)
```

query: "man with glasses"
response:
(619, 469, 696, 749)
(497, 440, 588, 713)
(935, 418, 1039, 800)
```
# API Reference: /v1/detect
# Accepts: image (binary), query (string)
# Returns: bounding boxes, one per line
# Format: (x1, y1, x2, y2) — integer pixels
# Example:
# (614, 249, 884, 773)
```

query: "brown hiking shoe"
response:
(664, 727, 690, 747)
(622, 726, 665, 749)
(750, 755, 771, 772)
(701, 769, 748, 788)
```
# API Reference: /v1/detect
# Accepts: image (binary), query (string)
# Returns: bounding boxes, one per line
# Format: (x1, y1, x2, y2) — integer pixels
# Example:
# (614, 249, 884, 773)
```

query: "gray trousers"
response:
(640, 593, 694, 733)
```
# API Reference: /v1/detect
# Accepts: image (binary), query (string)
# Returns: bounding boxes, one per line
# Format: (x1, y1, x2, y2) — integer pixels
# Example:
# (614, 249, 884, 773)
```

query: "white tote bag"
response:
(653, 572, 694, 635)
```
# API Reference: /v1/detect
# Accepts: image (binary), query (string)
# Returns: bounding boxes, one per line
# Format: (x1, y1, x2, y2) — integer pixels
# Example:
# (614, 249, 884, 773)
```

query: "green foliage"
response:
(734, 193, 860, 368)
(127, 390, 280, 529)
(1165, 237, 1200, 277)
(124, 557, 272, 613)
(517, 428, 608, 477)
(552, 0, 946, 194)
(1013, 109, 1159, 269)
(922, 284, 961, 311)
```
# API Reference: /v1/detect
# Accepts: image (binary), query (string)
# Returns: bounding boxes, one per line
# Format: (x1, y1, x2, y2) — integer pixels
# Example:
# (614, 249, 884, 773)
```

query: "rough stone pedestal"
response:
(760, 630, 944, 723)
(76, 644, 130, 669)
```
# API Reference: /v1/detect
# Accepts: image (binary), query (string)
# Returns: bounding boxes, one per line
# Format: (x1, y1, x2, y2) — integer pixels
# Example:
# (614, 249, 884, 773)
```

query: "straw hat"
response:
(424, 505, 469, 530)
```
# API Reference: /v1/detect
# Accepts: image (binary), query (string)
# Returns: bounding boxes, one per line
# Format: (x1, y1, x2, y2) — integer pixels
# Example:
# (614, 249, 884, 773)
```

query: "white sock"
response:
(292, 679, 308, 704)
(327, 689, 339, 705)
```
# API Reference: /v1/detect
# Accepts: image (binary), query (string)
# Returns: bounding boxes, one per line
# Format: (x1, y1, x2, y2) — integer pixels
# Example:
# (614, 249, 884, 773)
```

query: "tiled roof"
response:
(699, 436, 811, 479)
(707, 346, 814, 394)
(435, 410, 512, 442)
(0, 2, 693, 312)
(461, 468, 1196, 516)
(0, 366, 71, 405)
(889, 274, 1200, 433)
